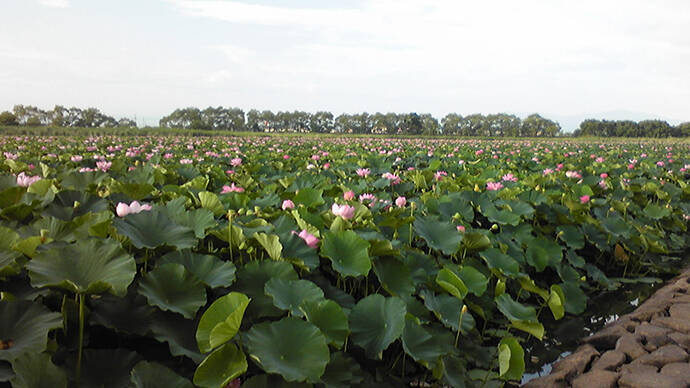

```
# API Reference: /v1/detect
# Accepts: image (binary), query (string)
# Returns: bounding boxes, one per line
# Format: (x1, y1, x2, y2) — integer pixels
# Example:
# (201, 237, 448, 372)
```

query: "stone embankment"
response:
(524, 268, 690, 388)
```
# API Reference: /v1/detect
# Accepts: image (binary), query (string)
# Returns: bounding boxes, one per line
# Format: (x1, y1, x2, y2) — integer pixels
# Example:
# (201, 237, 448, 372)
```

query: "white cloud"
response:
(38, 0, 70, 8)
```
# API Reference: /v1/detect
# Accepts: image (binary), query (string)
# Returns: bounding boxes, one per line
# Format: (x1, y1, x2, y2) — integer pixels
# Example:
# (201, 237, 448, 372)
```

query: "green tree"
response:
(0, 111, 18, 125)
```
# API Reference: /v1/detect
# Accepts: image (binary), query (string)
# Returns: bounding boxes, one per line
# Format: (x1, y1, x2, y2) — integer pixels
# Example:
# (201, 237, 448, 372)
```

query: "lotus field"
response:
(1, 134, 690, 387)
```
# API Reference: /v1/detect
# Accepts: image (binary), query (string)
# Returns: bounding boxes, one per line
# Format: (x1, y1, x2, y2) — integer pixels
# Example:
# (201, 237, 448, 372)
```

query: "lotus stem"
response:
(76, 293, 85, 386)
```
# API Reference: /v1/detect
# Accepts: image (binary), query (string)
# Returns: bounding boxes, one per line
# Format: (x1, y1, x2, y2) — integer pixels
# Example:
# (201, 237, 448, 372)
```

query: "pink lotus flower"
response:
(501, 173, 517, 182)
(434, 171, 448, 181)
(456, 225, 466, 233)
(395, 196, 407, 207)
(281, 199, 295, 210)
(230, 158, 242, 166)
(486, 182, 504, 191)
(332, 203, 355, 220)
(16, 172, 41, 187)
(71, 155, 83, 162)
(565, 171, 581, 179)
(627, 164, 635, 170)
(600, 173, 608, 179)
(359, 193, 376, 203)
(297, 229, 319, 248)
(595, 157, 604, 163)
(343, 191, 355, 201)
(96, 160, 112, 172)
(116, 201, 152, 217)
(180, 158, 193, 164)
(323, 163, 330, 170)
(579, 195, 590, 204)
(599, 180, 608, 189)
(382, 172, 401, 184)
(543, 168, 554, 175)
(221, 183, 245, 193)
(556, 163, 564, 171)
(283, 154, 290, 160)
(356, 168, 370, 177)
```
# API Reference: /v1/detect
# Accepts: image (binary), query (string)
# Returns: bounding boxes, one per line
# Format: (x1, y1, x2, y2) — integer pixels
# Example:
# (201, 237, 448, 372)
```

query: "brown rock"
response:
(620, 363, 658, 376)
(571, 369, 619, 388)
(634, 322, 672, 351)
(660, 362, 690, 385)
(618, 372, 686, 388)
(671, 294, 690, 304)
(584, 324, 630, 350)
(591, 350, 626, 371)
(521, 370, 567, 388)
(651, 316, 690, 334)
(616, 334, 648, 359)
(667, 332, 690, 351)
(668, 303, 690, 321)
(550, 344, 599, 378)
(631, 344, 688, 368)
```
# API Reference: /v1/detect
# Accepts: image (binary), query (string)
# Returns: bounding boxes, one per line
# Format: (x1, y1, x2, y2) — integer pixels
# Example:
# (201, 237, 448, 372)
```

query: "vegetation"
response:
(1, 135, 688, 386)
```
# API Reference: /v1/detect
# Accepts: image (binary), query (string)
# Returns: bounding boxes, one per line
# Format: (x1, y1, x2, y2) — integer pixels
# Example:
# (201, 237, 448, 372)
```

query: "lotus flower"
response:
(221, 183, 245, 193)
(297, 229, 319, 248)
(16, 172, 41, 187)
(579, 195, 590, 204)
(486, 181, 504, 191)
(356, 168, 370, 177)
(343, 191, 355, 201)
(116, 201, 152, 217)
(395, 196, 407, 207)
(281, 199, 295, 210)
(331, 203, 355, 220)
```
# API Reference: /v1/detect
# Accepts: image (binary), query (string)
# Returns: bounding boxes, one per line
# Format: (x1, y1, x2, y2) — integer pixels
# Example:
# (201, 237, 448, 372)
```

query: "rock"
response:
(620, 363, 657, 376)
(668, 303, 690, 321)
(631, 344, 688, 368)
(660, 362, 690, 385)
(670, 294, 690, 304)
(618, 372, 686, 388)
(550, 344, 599, 378)
(584, 324, 630, 350)
(571, 369, 618, 388)
(634, 322, 672, 350)
(667, 332, 690, 351)
(616, 334, 648, 359)
(591, 350, 626, 371)
(521, 370, 567, 388)
(651, 316, 690, 334)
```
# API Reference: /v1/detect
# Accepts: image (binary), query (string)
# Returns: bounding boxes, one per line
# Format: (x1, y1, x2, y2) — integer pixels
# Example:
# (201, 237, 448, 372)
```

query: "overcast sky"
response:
(1, 0, 688, 130)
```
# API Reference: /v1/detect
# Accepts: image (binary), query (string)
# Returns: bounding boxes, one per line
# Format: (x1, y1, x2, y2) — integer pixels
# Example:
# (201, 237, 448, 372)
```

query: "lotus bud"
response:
(73, 201, 81, 209)
(490, 224, 498, 231)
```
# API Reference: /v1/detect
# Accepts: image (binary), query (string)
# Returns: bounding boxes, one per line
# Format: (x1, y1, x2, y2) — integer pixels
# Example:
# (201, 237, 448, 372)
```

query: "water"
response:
(520, 283, 661, 384)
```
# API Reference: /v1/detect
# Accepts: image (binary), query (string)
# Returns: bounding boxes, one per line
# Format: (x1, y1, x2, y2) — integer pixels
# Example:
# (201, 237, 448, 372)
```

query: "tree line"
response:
(0, 105, 136, 128)
(2, 104, 688, 137)
(158, 107, 563, 136)
(573, 119, 690, 138)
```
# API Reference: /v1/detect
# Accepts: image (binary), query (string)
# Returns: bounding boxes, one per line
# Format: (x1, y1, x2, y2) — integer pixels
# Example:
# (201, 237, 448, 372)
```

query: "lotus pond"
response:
(0, 135, 689, 387)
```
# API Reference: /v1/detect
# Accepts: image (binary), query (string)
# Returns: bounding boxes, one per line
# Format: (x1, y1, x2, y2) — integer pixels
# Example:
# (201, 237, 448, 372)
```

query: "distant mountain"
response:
(549, 110, 685, 133)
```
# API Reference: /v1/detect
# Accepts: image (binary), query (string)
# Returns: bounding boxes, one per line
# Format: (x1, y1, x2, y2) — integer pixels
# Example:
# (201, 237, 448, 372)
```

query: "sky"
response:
(1, 0, 689, 131)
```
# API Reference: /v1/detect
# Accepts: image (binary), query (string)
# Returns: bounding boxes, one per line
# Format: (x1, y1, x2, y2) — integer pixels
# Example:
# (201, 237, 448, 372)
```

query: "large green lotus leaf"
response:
(495, 293, 537, 322)
(0, 226, 22, 277)
(254, 233, 283, 260)
(198, 191, 225, 217)
(643, 203, 671, 220)
(525, 237, 562, 272)
(242, 374, 312, 388)
(435, 268, 468, 300)
(349, 294, 406, 358)
(138, 263, 207, 319)
(113, 210, 197, 249)
(320, 351, 366, 388)
(59, 171, 107, 191)
(281, 233, 320, 271)
(458, 266, 488, 297)
(149, 311, 204, 363)
(483, 205, 521, 226)
(559, 281, 587, 314)
(27, 239, 136, 296)
(196, 292, 250, 353)
(300, 299, 349, 348)
(413, 216, 462, 255)
(233, 261, 298, 319)
(265, 278, 324, 317)
(419, 290, 475, 333)
(498, 337, 524, 381)
(170, 208, 217, 239)
(130, 361, 193, 388)
(479, 248, 519, 276)
(556, 225, 584, 250)
(245, 317, 329, 382)
(161, 250, 236, 289)
(43, 190, 108, 221)
(0, 301, 62, 362)
(193, 343, 247, 388)
(320, 230, 371, 278)
(293, 188, 324, 208)
(599, 215, 632, 239)
(9, 352, 67, 388)
(111, 182, 155, 201)
(91, 292, 156, 336)
(78, 349, 139, 388)
(373, 256, 415, 297)
(461, 231, 492, 251)
(402, 317, 455, 366)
